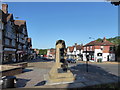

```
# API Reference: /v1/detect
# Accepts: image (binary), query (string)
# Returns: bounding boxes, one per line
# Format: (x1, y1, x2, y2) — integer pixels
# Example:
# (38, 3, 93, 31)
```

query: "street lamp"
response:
(85, 46, 89, 72)
(85, 37, 95, 72)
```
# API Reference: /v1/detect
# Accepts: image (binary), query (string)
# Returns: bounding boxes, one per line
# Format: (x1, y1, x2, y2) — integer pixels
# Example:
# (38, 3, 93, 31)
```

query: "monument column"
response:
(55, 46, 60, 63)
(46, 40, 75, 85)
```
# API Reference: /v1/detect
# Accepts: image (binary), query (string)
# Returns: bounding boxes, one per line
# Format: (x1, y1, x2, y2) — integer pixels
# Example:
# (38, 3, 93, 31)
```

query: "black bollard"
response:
(2, 76, 16, 89)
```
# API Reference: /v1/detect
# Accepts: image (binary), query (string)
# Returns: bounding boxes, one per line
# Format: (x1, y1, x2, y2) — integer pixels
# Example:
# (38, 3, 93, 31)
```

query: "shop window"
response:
(5, 38, 10, 45)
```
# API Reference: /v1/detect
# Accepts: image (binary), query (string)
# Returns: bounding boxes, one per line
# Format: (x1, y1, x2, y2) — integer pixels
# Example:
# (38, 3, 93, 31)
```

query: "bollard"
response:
(2, 76, 16, 89)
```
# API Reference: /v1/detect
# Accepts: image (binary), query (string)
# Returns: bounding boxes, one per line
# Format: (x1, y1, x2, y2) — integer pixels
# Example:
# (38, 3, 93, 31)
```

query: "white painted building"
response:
(67, 43, 83, 60)
(83, 37, 115, 62)
(47, 49, 55, 59)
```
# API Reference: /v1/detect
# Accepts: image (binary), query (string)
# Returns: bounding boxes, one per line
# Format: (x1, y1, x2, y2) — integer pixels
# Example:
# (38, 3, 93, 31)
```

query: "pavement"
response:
(77, 61, 120, 64)
(14, 59, 120, 88)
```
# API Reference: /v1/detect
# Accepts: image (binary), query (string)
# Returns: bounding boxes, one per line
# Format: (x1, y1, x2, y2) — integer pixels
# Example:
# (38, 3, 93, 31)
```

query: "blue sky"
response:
(5, 2, 118, 49)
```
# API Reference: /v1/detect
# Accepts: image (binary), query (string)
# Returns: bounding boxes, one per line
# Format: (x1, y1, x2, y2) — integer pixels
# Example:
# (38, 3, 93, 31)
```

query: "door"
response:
(107, 55, 109, 61)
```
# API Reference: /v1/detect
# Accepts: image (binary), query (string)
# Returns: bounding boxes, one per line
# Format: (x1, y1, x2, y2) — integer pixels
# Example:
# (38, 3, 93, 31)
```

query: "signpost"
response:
(86, 54, 89, 72)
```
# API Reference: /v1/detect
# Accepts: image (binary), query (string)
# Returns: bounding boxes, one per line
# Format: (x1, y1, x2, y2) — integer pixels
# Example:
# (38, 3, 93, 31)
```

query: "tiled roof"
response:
(85, 40, 101, 46)
(76, 45, 83, 50)
(68, 46, 74, 52)
(84, 37, 115, 46)
(14, 20, 26, 26)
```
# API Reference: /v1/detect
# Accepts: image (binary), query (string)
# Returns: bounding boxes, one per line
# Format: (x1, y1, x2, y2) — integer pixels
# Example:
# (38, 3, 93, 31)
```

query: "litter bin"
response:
(2, 76, 16, 89)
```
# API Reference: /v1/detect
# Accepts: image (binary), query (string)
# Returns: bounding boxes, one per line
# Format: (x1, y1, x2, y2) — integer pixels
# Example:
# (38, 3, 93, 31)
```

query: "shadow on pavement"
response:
(27, 58, 55, 63)
(67, 64, 120, 88)
(15, 78, 31, 88)
(22, 68, 33, 73)
(34, 80, 46, 86)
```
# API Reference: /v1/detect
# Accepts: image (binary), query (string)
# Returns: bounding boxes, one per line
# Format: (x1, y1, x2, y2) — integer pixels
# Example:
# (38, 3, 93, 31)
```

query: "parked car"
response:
(41, 57, 48, 60)
(66, 59, 76, 63)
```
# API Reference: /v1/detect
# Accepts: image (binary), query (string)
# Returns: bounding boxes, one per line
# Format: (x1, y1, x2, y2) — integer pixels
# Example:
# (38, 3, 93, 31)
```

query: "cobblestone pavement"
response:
(15, 59, 119, 88)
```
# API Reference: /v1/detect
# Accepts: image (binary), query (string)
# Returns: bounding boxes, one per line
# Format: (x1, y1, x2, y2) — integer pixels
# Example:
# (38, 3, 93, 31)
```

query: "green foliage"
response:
(107, 36, 120, 45)
(96, 36, 120, 58)
(39, 49, 47, 55)
(96, 38, 102, 42)
(96, 36, 120, 45)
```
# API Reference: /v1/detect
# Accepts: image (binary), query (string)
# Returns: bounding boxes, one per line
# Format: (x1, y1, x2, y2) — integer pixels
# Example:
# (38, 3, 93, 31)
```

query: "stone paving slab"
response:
(14, 59, 119, 88)
(78, 61, 120, 64)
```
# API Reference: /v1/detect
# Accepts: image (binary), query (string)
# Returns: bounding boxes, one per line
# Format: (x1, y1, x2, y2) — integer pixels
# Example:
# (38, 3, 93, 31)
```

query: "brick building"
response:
(83, 37, 115, 62)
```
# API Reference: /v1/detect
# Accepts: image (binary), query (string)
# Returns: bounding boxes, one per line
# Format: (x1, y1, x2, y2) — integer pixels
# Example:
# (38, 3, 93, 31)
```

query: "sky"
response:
(4, 2, 118, 49)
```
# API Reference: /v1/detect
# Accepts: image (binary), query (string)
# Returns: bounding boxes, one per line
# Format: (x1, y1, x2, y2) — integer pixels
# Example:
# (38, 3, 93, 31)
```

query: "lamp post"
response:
(85, 46, 89, 72)
(85, 37, 95, 72)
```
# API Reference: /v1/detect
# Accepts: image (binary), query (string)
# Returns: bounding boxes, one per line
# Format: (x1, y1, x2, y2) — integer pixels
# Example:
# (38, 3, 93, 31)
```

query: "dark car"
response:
(66, 59, 76, 63)
(42, 57, 47, 60)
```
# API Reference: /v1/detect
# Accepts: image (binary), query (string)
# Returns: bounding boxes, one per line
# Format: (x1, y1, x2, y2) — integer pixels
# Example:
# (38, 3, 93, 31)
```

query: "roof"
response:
(76, 45, 83, 50)
(84, 37, 115, 46)
(14, 20, 26, 26)
(49, 49, 55, 52)
(67, 46, 74, 52)
(49, 49, 55, 55)
(85, 40, 101, 46)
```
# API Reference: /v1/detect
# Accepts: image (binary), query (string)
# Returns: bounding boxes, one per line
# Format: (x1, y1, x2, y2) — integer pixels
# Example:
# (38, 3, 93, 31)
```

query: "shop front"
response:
(3, 48, 16, 63)
(16, 51, 27, 62)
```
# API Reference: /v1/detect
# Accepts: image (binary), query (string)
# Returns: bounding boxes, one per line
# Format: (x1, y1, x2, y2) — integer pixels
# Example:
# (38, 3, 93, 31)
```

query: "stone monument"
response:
(46, 40, 75, 85)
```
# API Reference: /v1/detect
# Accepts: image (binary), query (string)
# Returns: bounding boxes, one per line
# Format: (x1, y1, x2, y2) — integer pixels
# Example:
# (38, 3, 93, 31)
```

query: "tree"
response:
(39, 49, 47, 55)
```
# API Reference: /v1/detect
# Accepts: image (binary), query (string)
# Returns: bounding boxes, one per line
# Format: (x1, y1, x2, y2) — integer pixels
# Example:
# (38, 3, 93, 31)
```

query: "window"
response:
(87, 47, 89, 51)
(12, 39, 15, 46)
(5, 38, 10, 45)
(84, 47, 86, 51)
(101, 46, 104, 50)
(110, 47, 115, 51)
(90, 46, 92, 51)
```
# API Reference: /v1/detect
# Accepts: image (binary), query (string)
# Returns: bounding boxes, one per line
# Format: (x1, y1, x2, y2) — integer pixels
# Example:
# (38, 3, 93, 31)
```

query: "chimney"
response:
(2, 4, 8, 14)
(103, 37, 106, 42)
(75, 43, 77, 46)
